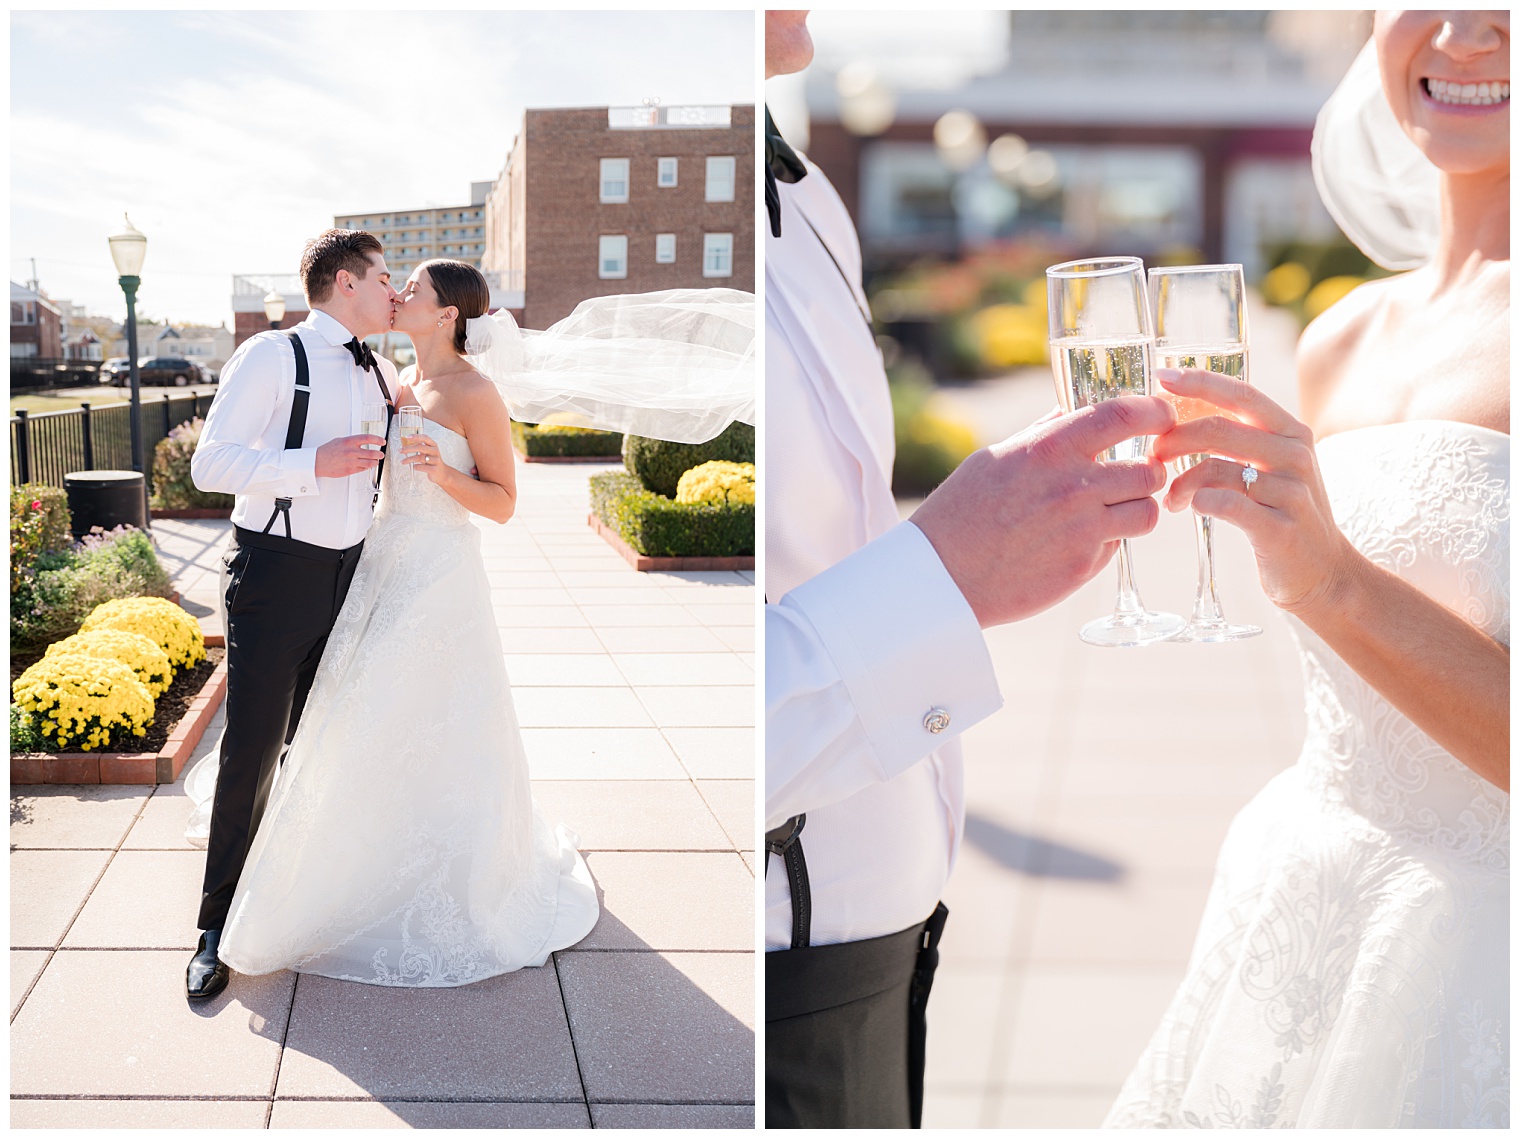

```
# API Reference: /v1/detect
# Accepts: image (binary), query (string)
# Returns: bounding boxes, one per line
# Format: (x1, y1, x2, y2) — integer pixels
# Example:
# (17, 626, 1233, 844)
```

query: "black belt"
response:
(233, 525, 364, 565)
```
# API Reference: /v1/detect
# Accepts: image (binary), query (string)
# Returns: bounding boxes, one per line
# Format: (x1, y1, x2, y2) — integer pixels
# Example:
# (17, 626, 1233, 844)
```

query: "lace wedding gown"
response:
(205, 419, 599, 986)
(1106, 420, 1509, 1128)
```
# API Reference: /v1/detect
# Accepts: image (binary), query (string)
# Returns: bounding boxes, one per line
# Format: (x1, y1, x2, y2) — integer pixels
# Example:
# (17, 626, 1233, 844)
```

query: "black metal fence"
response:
(10, 393, 216, 491)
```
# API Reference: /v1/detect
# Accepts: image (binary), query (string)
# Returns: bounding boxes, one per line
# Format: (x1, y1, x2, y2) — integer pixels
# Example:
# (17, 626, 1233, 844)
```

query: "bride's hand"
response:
(1152, 367, 1360, 619)
(401, 432, 448, 484)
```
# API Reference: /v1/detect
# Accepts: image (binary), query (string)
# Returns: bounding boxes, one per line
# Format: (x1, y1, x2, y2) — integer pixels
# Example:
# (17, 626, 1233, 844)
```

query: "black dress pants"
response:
(766, 903, 949, 1128)
(197, 527, 363, 930)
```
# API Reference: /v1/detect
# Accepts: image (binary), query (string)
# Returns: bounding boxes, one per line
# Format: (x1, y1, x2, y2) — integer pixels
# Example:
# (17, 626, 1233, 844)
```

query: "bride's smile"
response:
(1379, 10, 1509, 171)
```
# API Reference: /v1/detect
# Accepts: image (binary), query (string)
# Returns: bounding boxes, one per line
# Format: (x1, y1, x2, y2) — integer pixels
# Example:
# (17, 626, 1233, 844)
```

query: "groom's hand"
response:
(910, 395, 1175, 629)
(314, 435, 386, 479)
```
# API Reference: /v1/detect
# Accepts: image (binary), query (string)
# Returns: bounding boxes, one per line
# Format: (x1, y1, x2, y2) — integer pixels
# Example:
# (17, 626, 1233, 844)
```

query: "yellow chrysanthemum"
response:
(80, 596, 205, 671)
(46, 629, 174, 697)
(675, 461, 756, 507)
(12, 652, 155, 752)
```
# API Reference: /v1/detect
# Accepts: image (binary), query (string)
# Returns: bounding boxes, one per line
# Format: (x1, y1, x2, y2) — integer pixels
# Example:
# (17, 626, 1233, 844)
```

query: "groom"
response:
(185, 229, 401, 1000)
(765, 11, 1174, 1127)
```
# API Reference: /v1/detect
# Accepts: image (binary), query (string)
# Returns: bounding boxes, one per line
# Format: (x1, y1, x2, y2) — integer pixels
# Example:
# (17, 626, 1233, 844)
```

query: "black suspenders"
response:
(766, 814, 812, 949)
(261, 331, 311, 539)
(260, 330, 395, 538)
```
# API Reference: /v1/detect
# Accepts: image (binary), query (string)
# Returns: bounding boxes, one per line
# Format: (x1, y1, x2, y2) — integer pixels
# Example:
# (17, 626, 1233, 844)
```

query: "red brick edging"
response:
(587, 513, 755, 572)
(10, 634, 228, 786)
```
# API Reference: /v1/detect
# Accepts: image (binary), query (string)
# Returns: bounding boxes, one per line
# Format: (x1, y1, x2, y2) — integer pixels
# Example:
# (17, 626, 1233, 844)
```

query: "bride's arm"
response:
(402, 380, 517, 524)
(1154, 367, 1509, 793)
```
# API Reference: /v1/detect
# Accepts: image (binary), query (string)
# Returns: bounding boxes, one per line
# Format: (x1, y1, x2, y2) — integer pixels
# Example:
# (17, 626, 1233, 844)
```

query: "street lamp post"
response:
(108, 215, 149, 520)
(263, 290, 286, 330)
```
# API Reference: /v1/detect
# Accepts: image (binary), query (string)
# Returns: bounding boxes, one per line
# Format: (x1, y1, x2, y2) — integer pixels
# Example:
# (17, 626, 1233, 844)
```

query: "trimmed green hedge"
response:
(511, 421, 624, 458)
(590, 471, 754, 558)
(622, 422, 756, 498)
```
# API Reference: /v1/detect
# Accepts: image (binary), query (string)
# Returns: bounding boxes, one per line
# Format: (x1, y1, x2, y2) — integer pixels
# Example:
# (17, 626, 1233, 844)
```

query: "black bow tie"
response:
(343, 337, 377, 373)
(765, 106, 807, 239)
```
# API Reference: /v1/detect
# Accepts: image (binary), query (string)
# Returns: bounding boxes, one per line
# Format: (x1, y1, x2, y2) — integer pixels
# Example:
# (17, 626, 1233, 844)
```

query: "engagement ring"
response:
(1241, 465, 1259, 492)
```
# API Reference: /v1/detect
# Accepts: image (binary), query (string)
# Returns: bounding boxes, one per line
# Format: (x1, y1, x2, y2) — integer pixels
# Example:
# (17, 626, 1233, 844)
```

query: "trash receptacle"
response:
(63, 471, 148, 538)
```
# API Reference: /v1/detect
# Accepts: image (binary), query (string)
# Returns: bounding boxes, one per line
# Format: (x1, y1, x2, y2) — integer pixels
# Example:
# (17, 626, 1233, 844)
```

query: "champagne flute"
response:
(397, 405, 424, 484)
(361, 401, 388, 492)
(1046, 257, 1184, 647)
(1147, 264, 1261, 642)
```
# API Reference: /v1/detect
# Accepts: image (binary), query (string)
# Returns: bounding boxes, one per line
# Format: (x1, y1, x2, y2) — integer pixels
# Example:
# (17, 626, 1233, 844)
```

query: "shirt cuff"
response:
(279, 448, 321, 497)
(784, 520, 1003, 783)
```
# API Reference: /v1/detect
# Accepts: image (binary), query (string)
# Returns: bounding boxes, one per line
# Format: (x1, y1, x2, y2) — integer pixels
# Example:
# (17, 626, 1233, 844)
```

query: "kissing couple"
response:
(185, 230, 754, 999)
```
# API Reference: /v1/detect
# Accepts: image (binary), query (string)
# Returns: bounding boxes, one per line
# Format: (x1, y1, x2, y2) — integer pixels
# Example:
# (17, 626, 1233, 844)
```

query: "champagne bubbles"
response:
(933, 109, 987, 172)
(836, 62, 896, 137)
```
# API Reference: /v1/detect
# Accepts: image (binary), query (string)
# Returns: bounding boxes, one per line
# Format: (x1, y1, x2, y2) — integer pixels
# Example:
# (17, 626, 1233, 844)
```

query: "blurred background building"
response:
(334, 186, 493, 280)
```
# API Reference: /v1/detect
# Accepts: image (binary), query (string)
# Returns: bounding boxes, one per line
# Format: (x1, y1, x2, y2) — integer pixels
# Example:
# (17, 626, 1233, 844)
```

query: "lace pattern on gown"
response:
(215, 419, 598, 986)
(1105, 421, 1509, 1128)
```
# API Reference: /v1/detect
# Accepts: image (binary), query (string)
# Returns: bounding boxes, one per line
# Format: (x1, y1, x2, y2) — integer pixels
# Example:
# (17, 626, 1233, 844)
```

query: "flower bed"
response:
(512, 421, 624, 462)
(589, 471, 754, 568)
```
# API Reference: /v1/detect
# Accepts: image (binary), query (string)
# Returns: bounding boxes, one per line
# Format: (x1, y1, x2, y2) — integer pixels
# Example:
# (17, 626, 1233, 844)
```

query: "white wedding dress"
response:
(1106, 420, 1508, 1128)
(200, 418, 599, 986)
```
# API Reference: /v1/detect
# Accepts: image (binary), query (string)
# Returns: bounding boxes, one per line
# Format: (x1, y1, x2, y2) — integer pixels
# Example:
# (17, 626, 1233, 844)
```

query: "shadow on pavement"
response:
(963, 812, 1126, 882)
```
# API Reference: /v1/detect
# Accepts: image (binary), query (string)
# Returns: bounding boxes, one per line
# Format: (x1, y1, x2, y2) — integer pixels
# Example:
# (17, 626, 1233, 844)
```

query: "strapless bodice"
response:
(1289, 420, 1509, 871)
(375, 418, 475, 527)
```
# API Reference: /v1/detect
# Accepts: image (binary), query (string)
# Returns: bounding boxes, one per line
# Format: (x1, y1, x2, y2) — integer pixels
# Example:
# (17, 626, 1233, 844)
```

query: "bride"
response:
(1106, 12, 1507, 1127)
(191, 260, 753, 986)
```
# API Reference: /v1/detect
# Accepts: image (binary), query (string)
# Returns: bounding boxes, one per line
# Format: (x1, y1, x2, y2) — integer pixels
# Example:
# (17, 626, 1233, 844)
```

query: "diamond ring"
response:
(1241, 465, 1258, 492)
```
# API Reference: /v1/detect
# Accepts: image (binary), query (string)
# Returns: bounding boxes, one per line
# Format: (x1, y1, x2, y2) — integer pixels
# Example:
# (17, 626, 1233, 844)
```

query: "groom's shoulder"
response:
(221, 329, 296, 382)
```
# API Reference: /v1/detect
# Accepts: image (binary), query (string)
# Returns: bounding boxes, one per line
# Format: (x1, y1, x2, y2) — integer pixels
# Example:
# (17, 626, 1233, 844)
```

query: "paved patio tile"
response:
(64, 850, 204, 950)
(276, 967, 581, 1100)
(695, 780, 755, 851)
(521, 729, 686, 780)
(935, 858, 1030, 968)
(514, 687, 652, 729)
(530, 781, 731, 850)
(269, 1100, 591, 1128)
(11, 949, 295, 1096)
(11, 850, 112, 949)
(580, 604, 701, 628)
(997, 965, 1186, 1087)
(660, 584, 755, 604)
(10, 785, 151, 851)
(923, 1089, 995, 1128)
(494, 606, 590, 628)
(684, 603, 754, 626)
(710, 625, 754, 651)
(11, 950, 50, 1017)
(1021, 874, 1214, 965)
(123, 786, 199, 851)
(594, 625, 732, 653)
(498, 628, 608, 654)
(590, 1103, 756, 1127)
(579, 852, 754, 951)
(490, 571, 564, 589)
(997, 1089, 1118, 1128)
(10, 1098, 272, 1128)
(923, 964, 1009, 1092)
(651, 570, 751, 587)
(613, 653, 753, 686)
(557, 572, 660, 589)
(490, 586, 576, 606)
(566, 587, 674, 606)
(557, 951, 753, 1104)
(504, 654, 627, 687)
(662, 727, 755, 779)
(635, 686, 753, 727)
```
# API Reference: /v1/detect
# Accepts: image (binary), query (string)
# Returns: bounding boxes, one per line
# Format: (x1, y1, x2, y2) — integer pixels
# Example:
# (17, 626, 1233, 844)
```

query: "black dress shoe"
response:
(187, 928, 229, 1001)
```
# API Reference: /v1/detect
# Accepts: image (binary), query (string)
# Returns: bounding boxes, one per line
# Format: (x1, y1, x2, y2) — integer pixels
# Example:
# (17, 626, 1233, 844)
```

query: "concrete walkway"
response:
(920, 300, 1308, 1127)
(11, 460, 756, 1129)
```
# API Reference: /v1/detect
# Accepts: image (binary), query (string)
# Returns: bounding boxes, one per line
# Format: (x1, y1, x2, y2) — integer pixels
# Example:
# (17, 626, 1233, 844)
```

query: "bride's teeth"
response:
(1427, 77, 1510, 106)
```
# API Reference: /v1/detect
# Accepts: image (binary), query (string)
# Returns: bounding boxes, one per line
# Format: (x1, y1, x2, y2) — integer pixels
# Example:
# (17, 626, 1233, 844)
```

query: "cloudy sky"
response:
(12, 9, 756, 326)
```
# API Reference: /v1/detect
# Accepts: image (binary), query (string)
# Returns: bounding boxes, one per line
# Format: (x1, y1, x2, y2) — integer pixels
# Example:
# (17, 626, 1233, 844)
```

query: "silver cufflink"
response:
(924, 708, 950, 734)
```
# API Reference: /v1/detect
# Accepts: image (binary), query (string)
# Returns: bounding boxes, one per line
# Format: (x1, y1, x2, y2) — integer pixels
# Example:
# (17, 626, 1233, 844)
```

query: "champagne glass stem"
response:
(1112, 538, 1147, 620)
(1190, 512, 1225, 624)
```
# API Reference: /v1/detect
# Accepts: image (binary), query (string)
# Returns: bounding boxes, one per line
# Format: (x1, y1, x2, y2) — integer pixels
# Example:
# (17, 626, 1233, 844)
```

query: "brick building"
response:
(483, 104, 755, 329)
(10, 281, 63, 359)
(229, 274, 308, 348)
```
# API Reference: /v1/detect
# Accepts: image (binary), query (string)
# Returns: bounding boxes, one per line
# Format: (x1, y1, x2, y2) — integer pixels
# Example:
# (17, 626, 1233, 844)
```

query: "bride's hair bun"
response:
(420, 259, 491, 355)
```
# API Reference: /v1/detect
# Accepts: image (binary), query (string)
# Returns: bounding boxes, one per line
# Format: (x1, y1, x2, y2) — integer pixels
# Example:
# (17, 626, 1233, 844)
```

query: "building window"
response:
(705, 156, 736, 202)
(655, 233, 676, 263)
(703, 234, 733, 278)
(657, 157, 678, 187)
(600, 158, 630, 203)
(599, 235, 628, 279)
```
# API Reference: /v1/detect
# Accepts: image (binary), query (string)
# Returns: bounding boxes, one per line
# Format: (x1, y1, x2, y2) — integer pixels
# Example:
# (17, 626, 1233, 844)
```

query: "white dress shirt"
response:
(765, 158, 1003, 951)
(192, 310, 399, 550)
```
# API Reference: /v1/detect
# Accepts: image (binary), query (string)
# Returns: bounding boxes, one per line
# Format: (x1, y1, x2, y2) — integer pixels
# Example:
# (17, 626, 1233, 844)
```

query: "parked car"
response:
(100, 357, 132, 386)
(139, 356, 201, 387)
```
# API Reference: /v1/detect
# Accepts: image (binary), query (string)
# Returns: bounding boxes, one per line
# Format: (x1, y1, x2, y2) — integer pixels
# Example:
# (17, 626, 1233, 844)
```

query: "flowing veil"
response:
(465, 287, 755, 445)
